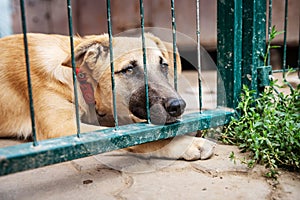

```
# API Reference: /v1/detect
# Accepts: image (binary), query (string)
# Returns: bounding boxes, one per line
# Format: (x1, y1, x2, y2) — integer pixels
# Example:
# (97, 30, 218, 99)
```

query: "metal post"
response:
(196, 0, 202, 112)
(267, 0, 273, 66)
(171, 0, 178, 91)
(139, 0, 151, 123)
(20, 0, 38, 146)
(217, 0, 243, 108)
(67, 0, 81, 137)
(282, 0, 288, 79)
(242, 0, 267, 94)
(106, 0, 119, 129)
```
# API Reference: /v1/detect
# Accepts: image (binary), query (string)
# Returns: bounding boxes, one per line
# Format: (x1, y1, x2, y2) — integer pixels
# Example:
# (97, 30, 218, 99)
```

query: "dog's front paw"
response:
(180, 137, 216, 161)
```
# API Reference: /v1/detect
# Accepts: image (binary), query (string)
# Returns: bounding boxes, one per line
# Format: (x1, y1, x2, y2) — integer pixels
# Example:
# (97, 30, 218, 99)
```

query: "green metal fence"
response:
(0, 0, 299, 176)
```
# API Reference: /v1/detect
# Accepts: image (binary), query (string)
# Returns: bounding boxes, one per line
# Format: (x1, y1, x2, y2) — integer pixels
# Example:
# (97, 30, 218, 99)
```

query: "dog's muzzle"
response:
(129, 86, 186, 124)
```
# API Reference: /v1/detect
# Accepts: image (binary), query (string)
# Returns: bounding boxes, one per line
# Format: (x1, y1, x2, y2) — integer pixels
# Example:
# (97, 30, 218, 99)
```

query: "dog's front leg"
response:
(80, 123, 106, 133)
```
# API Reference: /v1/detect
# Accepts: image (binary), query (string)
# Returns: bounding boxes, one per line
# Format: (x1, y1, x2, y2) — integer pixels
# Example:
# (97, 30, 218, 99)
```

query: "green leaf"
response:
(270, 45, 281, 49)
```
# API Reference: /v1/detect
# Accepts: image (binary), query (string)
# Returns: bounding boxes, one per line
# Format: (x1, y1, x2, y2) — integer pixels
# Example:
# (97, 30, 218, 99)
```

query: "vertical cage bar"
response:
(242, 0, 267, 95)
(20, 0, 38, 146)
(282, 0, 288, 79)
(196, 0, 202, 112)
(67, 0, 81, 137)
(106, 0, 119, 129)
(171, 0, 178, 91)
(267, 0, 273, 66)
(217, 0, 243, 108)
(139, 0, 151, 123)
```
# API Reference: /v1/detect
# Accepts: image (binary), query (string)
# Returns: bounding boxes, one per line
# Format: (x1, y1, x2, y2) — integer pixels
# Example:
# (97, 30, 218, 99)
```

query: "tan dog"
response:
(0, 33, 215, 160)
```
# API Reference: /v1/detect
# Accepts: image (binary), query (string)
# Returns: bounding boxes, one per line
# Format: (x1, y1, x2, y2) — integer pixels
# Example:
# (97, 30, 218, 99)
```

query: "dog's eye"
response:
(122, 65, 134, 74)
(161, 62, 169, 70)
(116, 61, 137, 75)
(125, 66, 134, 74)
(160, 62, 169, 75)
(159, 57, 169, 74)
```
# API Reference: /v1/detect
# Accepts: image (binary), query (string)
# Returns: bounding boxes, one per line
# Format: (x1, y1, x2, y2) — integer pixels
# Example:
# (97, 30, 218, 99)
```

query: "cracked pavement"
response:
(1, 143, 299, 200)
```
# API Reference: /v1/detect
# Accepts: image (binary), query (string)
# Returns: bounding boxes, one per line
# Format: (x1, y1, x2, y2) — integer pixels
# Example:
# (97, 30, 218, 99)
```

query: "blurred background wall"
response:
(0, 0, 299, 69)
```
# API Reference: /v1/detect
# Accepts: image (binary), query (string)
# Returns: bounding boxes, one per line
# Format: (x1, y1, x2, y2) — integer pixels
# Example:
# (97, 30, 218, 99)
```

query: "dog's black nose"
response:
(165, 98, 186, 117)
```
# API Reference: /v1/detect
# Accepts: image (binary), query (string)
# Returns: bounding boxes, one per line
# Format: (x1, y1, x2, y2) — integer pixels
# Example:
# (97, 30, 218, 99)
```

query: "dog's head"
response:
(62, 33, 186, 126)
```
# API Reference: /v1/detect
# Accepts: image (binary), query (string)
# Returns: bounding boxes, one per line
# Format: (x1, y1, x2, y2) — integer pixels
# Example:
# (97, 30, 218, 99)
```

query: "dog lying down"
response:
(0, 33, 215, 160)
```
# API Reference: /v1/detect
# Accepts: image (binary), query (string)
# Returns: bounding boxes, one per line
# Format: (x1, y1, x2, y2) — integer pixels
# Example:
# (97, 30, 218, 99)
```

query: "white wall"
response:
(0, 0, 12, 37)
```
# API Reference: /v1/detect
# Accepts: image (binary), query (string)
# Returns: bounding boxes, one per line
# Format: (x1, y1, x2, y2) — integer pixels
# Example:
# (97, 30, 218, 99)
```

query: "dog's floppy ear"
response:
(145, 33, 182, 75)
(62, 35, 109, 71)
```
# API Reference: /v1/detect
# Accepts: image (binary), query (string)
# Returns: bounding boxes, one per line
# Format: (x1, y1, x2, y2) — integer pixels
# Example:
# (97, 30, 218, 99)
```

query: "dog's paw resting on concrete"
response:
(179, 137, 216, 160)
(126, 135, 216, 160)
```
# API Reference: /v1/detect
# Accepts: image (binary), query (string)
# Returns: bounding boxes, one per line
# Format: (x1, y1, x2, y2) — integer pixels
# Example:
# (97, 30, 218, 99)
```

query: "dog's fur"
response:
(0, 33, 215, 160)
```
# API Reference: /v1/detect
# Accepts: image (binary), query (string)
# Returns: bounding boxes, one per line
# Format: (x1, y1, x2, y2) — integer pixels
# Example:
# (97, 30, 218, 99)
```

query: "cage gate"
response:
(0, 0, 299, 176)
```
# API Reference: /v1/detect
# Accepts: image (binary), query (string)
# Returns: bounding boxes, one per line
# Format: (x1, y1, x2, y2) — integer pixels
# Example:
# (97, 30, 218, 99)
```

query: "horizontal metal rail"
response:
(0, 109, 235, 176)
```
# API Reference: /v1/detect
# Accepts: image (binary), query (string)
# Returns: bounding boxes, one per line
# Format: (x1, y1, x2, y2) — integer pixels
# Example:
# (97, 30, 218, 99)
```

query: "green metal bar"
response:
(257, 65, 272, 87)
(67, 0, 81, 137)
(196, 0, 202, 112)
(171, 0, 178, 91)
(0, 109, 235, 176)
(267, 0, 273, 66)
(106, 0, 119, 129)
(279, 0, 295, 91)
(139, 0, 151, 123)
(217, 0, 243, 108)
(20, 0, 38, 146)
(242, 0, 267, 94)
(282, 0, 288, 79)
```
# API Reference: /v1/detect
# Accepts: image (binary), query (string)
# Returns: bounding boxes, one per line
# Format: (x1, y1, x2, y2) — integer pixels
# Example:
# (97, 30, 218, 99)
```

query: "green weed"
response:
(263, 25, 284, 66)
(220, 81, 300, 178)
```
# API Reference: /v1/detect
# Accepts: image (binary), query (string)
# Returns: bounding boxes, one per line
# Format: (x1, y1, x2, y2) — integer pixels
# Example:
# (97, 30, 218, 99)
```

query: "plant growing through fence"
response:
(263, 25, 284, 66)
(220, 81, 300, 178)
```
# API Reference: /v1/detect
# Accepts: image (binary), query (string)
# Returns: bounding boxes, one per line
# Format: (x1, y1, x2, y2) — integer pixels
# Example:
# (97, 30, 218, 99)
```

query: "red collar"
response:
(76, 68, 80, 75)
(76, 69, 95, 105)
